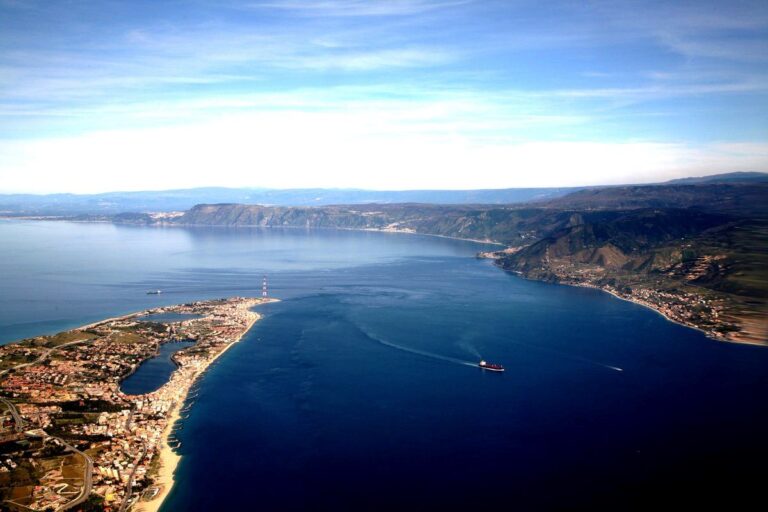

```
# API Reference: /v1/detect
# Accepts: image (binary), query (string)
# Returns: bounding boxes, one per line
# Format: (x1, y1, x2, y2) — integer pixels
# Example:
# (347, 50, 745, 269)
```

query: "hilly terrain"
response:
(0, 186, 581, 215)
(539, 182, 768, 217)
(3, 172, 764, 216)
(139, 179, 766, 344)
(14, 173, 767, 344)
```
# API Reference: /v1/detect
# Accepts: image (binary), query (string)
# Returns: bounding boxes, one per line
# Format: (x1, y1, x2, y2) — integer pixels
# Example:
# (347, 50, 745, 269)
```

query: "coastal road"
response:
(0, 397, 24, 432)
(119, 443, 148, 512)
(0, 343, 95, 509)
(0, 338, 91, 378)
(1, 399, 93, 510)
(55, 436, 94, 511)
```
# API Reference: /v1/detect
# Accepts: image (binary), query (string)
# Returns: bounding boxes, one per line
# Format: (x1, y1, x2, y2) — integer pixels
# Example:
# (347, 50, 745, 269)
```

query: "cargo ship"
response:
(146, 290, 163, 295)
(478, 360, 504, 372)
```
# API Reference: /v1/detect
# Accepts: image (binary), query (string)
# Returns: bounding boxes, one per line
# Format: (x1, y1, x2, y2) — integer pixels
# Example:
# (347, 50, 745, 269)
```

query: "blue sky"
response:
(1, 0, 766, 192)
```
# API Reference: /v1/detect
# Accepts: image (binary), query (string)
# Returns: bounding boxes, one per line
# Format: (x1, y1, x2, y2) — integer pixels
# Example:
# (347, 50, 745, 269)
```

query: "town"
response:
(0, 297, 273, 511)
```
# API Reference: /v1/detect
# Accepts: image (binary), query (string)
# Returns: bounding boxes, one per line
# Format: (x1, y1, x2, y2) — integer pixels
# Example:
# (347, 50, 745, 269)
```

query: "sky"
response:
(0, 0, 767, 193)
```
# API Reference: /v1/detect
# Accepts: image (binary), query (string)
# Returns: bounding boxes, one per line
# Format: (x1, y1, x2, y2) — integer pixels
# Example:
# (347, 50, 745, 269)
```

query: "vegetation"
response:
(154, 179, 767, 343)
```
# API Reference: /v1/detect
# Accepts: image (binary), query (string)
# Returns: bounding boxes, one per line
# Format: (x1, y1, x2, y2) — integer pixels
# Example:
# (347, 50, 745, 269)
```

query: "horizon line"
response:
(1, 171, 765, 196)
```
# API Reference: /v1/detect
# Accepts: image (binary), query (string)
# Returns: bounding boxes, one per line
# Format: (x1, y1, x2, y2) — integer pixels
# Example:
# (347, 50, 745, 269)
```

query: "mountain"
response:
(2, 172, 764, 216)
(11, 174, 767, 343)
(149, 180, 767, 344)
(540, 182, 768, 217)
(153, 202, 591, 246)
(0, 186, 582, 216)
(664, 171, 768, 184)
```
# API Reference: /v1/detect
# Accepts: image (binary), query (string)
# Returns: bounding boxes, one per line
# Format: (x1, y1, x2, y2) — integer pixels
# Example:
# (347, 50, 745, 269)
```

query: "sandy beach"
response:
(135, 299, 277, 512)
(135, 406, 181, 512)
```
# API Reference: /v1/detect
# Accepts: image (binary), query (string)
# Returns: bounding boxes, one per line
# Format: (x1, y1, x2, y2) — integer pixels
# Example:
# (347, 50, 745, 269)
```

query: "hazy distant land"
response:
(4, 173, 767, 343)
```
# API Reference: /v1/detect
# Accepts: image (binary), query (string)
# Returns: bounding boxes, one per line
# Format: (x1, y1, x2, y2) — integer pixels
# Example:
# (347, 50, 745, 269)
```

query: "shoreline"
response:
(136, 299, 276, 512)
(357, 227, 505, 246)
(572, 282, 718, 340)
(572, 283, 764, 346)
(501, 267, 765, 346)
(1, 216, 506, 247)
(162, 221, 506, 247)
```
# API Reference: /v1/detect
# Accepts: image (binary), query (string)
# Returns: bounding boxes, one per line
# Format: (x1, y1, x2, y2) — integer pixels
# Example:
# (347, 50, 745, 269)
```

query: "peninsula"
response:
(0, 297, 275, 511)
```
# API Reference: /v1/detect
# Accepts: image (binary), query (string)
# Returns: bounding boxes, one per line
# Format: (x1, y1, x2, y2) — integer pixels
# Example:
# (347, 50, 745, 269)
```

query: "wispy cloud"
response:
(1, 0, 767, 191)
(2, 122, 766, 193)
(553, 79, 768, 101)
(591, 0, 768, 63)
(248, 0, 471, 17)
(658, 35, 768, 62)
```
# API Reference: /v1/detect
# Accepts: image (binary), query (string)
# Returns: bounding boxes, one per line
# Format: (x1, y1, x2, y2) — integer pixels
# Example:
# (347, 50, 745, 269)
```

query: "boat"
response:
(478, 360, 504, 372)
(146, 290, 163, 295)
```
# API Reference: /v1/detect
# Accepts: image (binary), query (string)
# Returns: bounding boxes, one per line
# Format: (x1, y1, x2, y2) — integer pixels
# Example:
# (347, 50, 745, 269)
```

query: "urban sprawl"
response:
(0, 297, 272, 511)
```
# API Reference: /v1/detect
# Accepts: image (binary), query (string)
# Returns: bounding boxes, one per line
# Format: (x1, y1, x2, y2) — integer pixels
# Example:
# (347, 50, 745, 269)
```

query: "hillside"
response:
(174, 203, 585, 246)
(665, 171, 768, 184)
(541, 182, 768, 217)
(0, 186, 581, 215)
(158, 180, 767, 344)
(3, 172, 764, 216)
(493, 209, 767, 343)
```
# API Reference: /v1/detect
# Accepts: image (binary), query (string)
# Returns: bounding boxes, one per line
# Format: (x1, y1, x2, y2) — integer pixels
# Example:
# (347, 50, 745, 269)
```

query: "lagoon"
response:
(120, 341, 195, 396)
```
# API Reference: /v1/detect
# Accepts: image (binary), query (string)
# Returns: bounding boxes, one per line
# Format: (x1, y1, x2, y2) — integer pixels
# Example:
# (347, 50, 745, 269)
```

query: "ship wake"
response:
(360, 328, 478, 368)
(511, 341, 623, 373)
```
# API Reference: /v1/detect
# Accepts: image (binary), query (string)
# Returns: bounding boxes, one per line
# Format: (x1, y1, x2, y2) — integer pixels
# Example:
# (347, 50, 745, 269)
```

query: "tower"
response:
(262, 275, 268, 298)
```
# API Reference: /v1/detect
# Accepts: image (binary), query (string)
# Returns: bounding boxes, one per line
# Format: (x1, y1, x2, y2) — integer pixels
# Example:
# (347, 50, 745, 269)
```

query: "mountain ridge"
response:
(8, 176, 767, 344)
(2, 172, 765, 215)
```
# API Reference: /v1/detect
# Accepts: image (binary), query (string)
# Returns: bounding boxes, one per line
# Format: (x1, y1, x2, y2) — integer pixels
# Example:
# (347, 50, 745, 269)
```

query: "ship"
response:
(146, 290, 163, 295)
(478, 360, 504, 372)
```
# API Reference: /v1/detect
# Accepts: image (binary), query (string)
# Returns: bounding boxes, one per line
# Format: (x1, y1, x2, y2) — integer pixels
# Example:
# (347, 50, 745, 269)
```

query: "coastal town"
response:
(479, 249, 740, 342)
(0, 297, 274, 511)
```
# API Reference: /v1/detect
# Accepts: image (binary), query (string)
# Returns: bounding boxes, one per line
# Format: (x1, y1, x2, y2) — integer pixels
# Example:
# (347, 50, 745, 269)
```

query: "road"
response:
(0, 397, 24, 433)
(55, 435, 94, 511)
(1, 368, 94, 510)
(118, 443, 147, 512)
(0, 338, 90, 378)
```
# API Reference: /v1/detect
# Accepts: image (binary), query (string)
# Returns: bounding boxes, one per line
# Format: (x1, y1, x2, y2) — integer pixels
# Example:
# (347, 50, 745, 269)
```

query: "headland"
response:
(0, 296, 276, 511)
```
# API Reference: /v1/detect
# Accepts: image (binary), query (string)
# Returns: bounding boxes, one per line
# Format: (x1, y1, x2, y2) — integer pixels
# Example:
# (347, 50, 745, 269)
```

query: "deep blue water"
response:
(120, 341, 195, 395)
(1, 220, 767, 510)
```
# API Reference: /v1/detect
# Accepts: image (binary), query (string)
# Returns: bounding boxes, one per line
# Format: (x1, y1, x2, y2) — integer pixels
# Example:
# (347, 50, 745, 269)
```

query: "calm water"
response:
(1, 219, 767, 510)
(120, 341, 195, 395)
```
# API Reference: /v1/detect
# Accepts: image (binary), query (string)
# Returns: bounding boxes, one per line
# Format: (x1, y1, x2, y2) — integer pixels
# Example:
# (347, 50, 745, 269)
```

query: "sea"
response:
(1, 219, 767, 510)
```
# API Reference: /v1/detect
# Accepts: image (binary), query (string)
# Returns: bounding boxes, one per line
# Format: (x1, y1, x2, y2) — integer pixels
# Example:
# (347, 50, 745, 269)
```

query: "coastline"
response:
(572, 283, 764, 346)
(165, 221, 507, 246)
(508, 271, 767, 346)
(136, 299, 276, 512)
(1, 216, 506, 248)
(572, 282, 718, 340)
(480, 249, 765, 346)
(358, 227, 505, 246)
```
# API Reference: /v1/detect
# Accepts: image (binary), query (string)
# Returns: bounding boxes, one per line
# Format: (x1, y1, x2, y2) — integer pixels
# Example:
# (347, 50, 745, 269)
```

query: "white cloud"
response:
(1, 110, 765, 193)
(1, 0, 766, 195)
